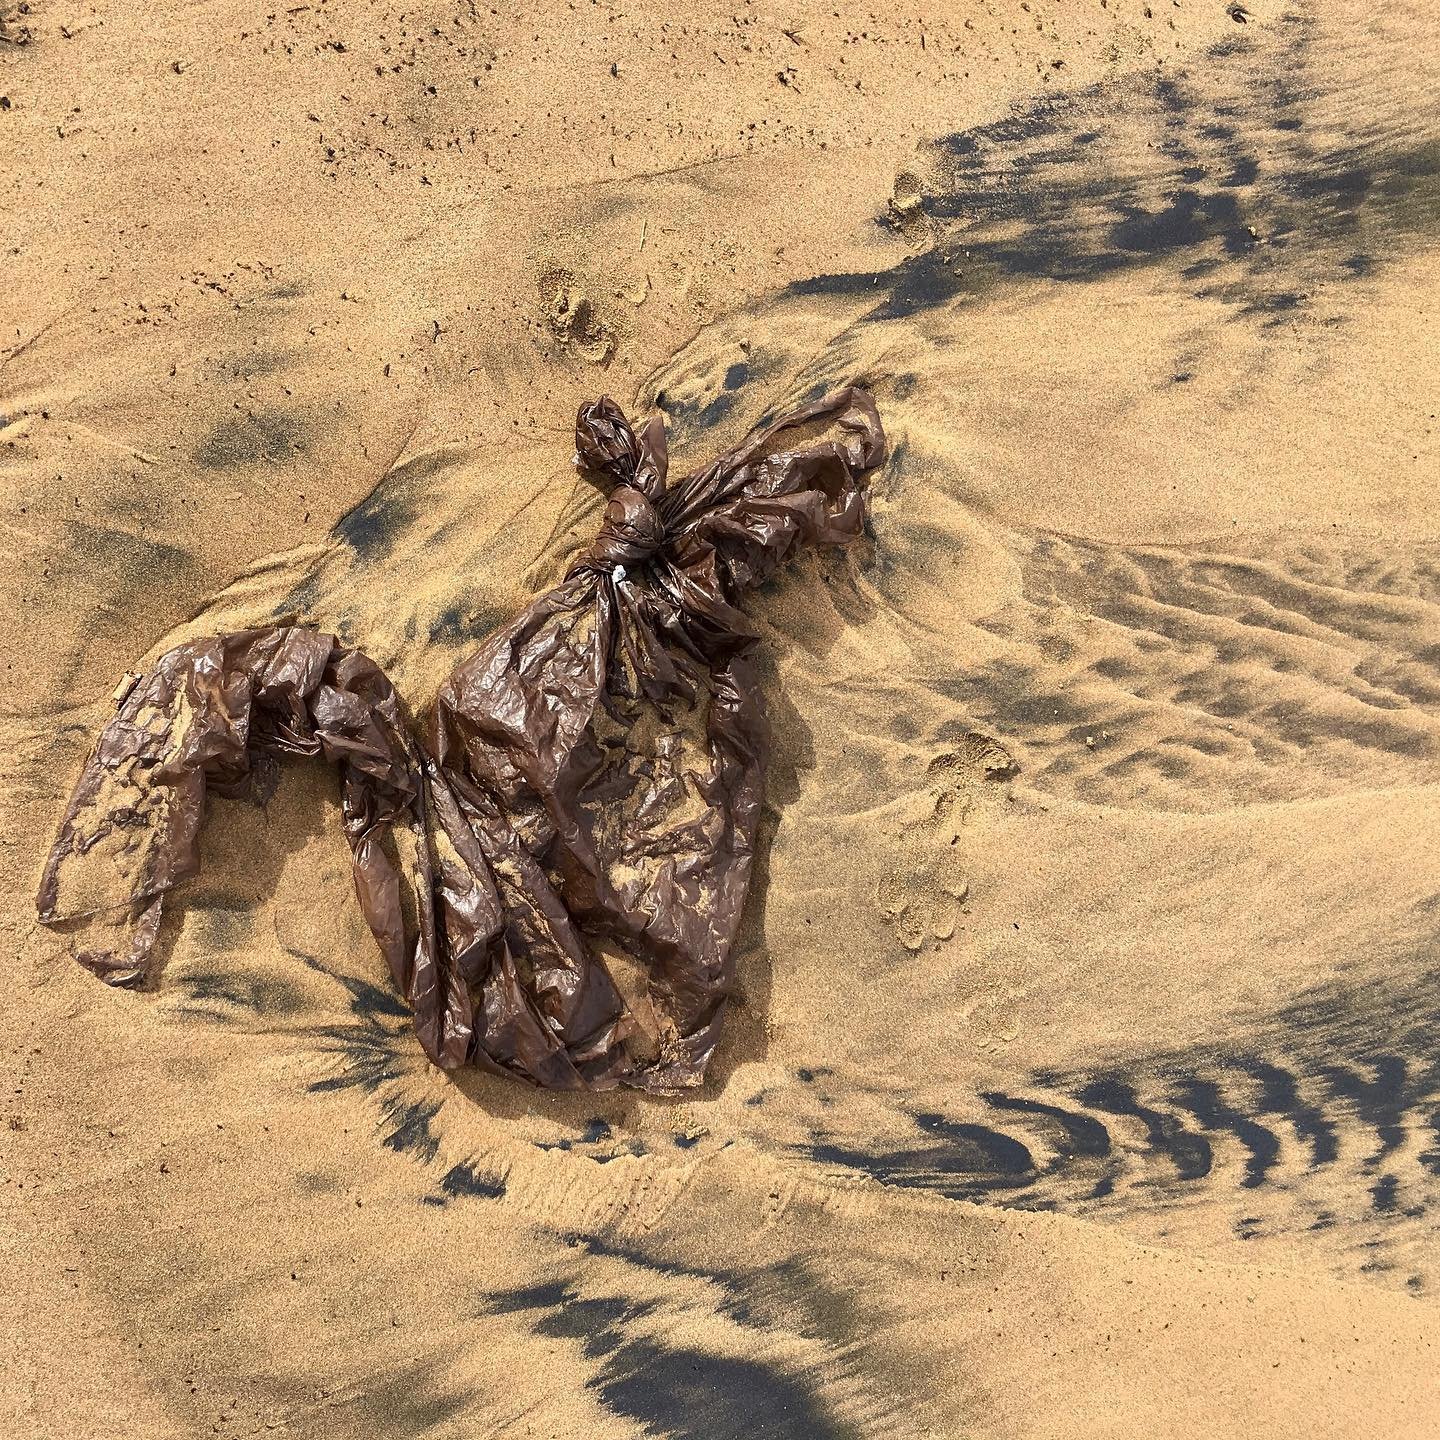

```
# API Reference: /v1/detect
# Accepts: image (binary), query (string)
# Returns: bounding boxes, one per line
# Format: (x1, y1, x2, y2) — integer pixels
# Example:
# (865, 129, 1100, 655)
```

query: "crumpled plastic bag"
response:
(38, 386, 886, 1092)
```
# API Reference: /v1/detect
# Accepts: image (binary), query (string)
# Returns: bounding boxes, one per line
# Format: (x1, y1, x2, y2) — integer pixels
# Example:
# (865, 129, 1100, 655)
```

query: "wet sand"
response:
(3, 0, 1439, 1435)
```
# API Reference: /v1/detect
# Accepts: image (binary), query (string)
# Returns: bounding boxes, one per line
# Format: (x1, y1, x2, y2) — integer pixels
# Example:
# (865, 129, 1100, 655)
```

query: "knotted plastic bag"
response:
(38, 387, 886, 1092)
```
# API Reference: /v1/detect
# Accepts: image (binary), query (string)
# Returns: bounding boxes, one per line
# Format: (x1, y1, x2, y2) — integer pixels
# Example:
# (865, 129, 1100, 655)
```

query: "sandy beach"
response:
(3, 0, 1439, 1434)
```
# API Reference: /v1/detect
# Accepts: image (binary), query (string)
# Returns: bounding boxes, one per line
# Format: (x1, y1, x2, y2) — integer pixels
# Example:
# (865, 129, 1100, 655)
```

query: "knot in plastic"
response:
(589, 484, 664, 571)
(575, 397, 639, 488)
(574, 396, 666, 502)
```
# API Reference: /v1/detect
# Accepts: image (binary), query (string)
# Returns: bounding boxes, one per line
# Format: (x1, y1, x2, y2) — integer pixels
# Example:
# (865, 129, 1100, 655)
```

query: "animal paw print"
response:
(538, 267, 615, 363)
(876, 732, 1018, 952)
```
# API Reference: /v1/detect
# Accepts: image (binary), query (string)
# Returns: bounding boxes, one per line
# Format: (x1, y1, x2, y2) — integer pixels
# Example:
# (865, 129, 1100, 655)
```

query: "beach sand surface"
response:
(3, 0, 1439, 1434)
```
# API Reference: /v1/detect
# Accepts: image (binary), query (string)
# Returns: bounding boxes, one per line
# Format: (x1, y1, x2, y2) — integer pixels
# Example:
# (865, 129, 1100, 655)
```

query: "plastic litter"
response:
(37, 387, 886, 1091)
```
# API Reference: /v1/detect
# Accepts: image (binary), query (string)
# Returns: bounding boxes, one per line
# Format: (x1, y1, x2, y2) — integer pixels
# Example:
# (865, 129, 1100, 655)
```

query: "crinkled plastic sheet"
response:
(38, 387, 886, 1092)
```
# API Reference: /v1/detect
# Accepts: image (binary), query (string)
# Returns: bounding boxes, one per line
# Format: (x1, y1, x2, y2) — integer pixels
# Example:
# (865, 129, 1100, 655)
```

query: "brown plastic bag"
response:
(38, 387, 886, 1091)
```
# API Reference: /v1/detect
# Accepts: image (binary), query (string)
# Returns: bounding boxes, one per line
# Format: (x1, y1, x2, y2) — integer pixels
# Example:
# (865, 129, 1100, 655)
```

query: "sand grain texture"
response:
(3, 0, 1439, 1435)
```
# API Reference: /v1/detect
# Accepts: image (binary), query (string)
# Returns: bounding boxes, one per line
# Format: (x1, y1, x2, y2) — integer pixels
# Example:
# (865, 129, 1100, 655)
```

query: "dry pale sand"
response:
(3, 0, 1440, 1435)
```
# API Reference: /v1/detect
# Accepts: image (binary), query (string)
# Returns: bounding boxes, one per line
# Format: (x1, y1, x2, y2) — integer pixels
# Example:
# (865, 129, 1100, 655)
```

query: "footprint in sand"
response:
(537, 266, 615, 363)
(875, 732, 1018, 951)
(888, 169, 933, 247)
